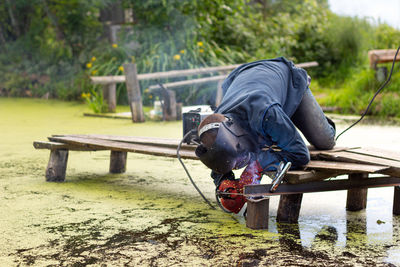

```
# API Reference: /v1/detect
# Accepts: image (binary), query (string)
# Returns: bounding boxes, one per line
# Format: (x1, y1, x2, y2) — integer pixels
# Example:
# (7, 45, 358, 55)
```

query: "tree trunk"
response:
(5, 0, 20, 37)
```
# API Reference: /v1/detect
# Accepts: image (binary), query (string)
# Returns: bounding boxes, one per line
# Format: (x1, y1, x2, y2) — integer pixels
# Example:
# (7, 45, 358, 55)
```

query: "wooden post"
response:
(109, 151, 127, 173)
(246, 197, 270, 230)
(103, 83, 116, 112)
(162, 89, 177, 121)
(346, 173, 368, 211)
(124, 63, 145, 122)
(393, 186, 400, 215)
(176, 102, 183, 120)
(277, 193, 303, 223)
(45, 149, 69, 182)
(215, 79, 223, 107)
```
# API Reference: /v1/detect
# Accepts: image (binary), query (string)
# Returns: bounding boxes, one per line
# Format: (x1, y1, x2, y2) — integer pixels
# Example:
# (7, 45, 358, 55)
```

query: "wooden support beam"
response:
(346, 173, 368, 211)
(244, 176, 400, 197)
(103, 83, 116, 112)
(246, 197, 270, 230)
(277, 194, 303, 223)
(393, 186, 400, 215)
(46, 149, 69, 182)
(109, 151, 127, 173)
(124, 63, 145, 122)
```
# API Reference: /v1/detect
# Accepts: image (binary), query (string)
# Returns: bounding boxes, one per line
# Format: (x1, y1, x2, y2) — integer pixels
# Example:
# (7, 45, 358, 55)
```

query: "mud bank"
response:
(1, 98, 400, 266)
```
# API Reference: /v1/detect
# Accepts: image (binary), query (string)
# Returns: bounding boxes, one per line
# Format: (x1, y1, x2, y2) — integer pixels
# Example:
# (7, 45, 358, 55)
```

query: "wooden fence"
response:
(90, 61, 319, 122)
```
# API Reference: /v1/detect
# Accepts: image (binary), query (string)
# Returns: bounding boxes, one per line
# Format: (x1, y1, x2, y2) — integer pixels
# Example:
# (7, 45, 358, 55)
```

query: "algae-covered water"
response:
(1, 97, 400, 266)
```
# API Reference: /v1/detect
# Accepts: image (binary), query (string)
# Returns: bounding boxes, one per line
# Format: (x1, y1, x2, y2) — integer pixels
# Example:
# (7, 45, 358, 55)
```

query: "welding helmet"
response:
(195, 117, 258, 174)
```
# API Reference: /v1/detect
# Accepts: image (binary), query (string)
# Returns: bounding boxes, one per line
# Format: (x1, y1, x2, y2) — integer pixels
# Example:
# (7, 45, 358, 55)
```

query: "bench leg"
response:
(277, 193, 303, 223)
(393, 186, 400, 215)
(110, 151, 127, 173)
(346, 173, 368, 211)
(46, 149, 69, 182)
(246, 197, 270, 230)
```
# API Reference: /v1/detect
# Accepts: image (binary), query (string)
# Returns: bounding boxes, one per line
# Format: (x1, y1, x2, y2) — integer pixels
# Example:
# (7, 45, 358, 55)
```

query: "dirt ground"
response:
(1, 98, 400, 266)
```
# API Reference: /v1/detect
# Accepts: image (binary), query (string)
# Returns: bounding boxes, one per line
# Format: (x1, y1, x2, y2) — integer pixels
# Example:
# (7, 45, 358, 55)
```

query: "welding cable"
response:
(177, 131, 216, 210)
(336, 45, 400, 141)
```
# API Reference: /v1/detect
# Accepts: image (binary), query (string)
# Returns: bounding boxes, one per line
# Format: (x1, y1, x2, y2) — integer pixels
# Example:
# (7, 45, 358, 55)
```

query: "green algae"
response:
(1, 98, 400, 266)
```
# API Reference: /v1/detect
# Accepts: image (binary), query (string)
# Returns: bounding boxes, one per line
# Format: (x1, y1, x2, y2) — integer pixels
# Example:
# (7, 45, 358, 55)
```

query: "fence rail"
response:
(89, 61, 319, 122)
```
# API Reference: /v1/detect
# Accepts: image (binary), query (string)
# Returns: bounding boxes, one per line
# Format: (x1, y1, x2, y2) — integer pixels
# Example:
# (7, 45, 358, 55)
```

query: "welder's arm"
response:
(257, 104, 310, 170)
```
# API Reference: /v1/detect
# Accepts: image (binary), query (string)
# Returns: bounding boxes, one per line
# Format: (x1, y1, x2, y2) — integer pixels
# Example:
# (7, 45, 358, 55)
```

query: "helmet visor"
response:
(195, 120, 256, 174)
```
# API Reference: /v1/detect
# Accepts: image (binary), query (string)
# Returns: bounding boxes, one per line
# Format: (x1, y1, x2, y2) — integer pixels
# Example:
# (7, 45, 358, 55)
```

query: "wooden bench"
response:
(34, 134, 400, 230)
(368, 49, 400, 69)
(90, 62, 318, 121)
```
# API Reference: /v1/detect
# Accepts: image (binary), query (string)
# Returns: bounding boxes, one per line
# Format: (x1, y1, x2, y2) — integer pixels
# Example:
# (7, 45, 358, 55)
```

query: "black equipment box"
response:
(182, 108, 213, 144)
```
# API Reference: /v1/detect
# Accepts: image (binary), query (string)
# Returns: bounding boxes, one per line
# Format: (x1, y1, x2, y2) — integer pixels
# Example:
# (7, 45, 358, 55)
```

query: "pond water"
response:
(1, 98, 400, 266)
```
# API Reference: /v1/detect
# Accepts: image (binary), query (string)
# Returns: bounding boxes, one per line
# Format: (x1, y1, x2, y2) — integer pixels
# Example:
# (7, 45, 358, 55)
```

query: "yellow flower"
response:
(81, 92, 91, 99)
(199, 49, 204, 53)
(91, 56, 96, 62)
(112, 43, 118, 48)
(86, 62, 92, 68)
(91, 70, 98, 75)
(173, 54, 181, 61)
(118, 66, 124, 72)
(197, 41, 203, 47)
(149, 94, 153, 99)
(180, 49, 185, 54)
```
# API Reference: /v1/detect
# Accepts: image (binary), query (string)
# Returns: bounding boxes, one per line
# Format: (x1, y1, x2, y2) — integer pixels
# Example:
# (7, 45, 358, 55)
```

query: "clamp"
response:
(269, 161, 292, 192)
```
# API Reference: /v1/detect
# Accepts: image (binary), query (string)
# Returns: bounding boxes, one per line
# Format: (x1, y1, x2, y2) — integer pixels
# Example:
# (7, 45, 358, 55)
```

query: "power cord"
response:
(336, 45, 400, 141)
(177, 131, 216, 210)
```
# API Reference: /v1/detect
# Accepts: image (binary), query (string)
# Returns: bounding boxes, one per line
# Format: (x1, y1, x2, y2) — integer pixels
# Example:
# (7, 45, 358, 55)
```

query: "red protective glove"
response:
(239, 160, 263, 186)
(218, 179, 246, 213)
(217, 161, 263, 214)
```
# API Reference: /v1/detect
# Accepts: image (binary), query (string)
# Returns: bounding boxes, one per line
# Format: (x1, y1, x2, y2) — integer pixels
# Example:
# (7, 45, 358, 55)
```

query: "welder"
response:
(195, 57, 336, 213)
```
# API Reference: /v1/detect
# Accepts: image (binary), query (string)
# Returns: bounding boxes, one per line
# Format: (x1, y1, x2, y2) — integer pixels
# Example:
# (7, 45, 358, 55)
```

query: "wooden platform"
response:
(34, 134, 400, 229)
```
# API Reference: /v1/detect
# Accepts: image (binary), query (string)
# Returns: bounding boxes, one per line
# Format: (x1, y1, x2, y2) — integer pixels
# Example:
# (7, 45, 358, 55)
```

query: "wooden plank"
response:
(348, 147, 400, 163)
(304, 160, 389, 173)
(285, 170, 345, 184)
(244, 176, 400, 197)
(48, 136, 197, 160)
(318, 151, 400, 169)
(33, 141, 99, 151)
(34, 141, 71, 150)
(308, 146, 359, 159)
(53, 134, 196, 151)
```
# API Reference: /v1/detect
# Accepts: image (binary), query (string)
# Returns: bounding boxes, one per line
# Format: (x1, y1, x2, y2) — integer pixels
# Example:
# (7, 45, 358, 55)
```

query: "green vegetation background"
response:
(1, 0, 400, 117)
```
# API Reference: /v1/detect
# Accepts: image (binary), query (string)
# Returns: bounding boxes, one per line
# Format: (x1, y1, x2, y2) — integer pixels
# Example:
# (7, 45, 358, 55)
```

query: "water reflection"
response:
(275, 210, 400, 265)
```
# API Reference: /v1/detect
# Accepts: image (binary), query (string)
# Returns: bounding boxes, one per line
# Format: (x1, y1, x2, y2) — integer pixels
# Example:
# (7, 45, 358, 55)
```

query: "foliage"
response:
(0, 0, 400, 117)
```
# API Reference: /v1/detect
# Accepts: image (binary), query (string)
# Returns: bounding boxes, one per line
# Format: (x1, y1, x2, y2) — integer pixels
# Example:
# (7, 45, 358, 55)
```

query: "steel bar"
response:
(244, 176, 400, 197)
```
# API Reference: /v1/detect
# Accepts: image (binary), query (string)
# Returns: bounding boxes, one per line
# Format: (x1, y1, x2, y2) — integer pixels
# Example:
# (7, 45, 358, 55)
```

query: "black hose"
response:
(177, 131, 216, 210)
(336, 45, 400, 141)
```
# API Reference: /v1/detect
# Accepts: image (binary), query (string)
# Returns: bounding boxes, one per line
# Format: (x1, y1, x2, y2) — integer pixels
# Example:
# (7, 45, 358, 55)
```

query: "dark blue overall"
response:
(215, 57, 335, 170)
